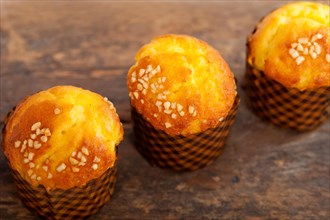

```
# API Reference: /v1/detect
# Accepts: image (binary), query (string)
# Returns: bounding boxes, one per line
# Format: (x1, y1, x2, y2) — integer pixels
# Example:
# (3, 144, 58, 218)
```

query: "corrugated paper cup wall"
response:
(10, 163, 117, 220)
(131, 96, 240, 171)
(244, 62, 330, 131)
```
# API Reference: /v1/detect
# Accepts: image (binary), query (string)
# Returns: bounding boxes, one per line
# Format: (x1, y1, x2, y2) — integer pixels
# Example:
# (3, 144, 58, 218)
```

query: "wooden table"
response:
(1, 1, 329, 219)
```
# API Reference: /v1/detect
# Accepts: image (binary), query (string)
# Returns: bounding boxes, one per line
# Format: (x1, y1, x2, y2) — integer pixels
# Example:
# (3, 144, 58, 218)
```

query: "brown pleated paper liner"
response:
(10, 162, 117, 220)
(131, 96, 240, 171)
(244, 62, 330, 131)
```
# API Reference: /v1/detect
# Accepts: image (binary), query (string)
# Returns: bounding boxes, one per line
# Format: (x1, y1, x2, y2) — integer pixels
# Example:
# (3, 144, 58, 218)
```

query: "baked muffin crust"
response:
(128, 34, 236, 135)
(2, 86, 123, 190)
(247, 2, 330, 90)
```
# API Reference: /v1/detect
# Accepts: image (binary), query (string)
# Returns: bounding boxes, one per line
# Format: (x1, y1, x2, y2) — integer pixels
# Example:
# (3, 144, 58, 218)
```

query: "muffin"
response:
(2, 86, 123, 219)
(127, 34, 239, 171)
(245, 2, 330, 130)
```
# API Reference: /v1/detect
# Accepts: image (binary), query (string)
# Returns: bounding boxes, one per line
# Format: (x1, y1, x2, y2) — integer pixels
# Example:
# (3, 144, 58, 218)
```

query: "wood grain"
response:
(0, 1, 329, 219)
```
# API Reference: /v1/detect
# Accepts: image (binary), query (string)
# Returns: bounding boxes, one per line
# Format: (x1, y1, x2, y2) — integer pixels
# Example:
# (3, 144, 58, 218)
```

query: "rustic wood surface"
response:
(0, 1, 329, 219)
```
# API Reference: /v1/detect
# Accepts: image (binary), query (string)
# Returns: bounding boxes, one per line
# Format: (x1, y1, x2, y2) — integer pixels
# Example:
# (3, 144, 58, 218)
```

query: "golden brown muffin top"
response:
(247, 2, 330, 90)
(2, 86, 123, 190)
(127, 34, 237, 136)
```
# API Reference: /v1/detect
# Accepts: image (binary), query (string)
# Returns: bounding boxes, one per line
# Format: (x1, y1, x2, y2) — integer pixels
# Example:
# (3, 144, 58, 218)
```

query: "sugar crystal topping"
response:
(130, 64, 199, 129)
(289, 33, 329, 65)
(14, 121, 54, 182)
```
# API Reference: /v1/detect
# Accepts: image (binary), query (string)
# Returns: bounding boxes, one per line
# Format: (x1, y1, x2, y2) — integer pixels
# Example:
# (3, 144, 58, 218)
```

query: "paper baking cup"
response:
(131, 96, 239, 171)
(9, 162, 117, 219)
(244, 63, 330, 131)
